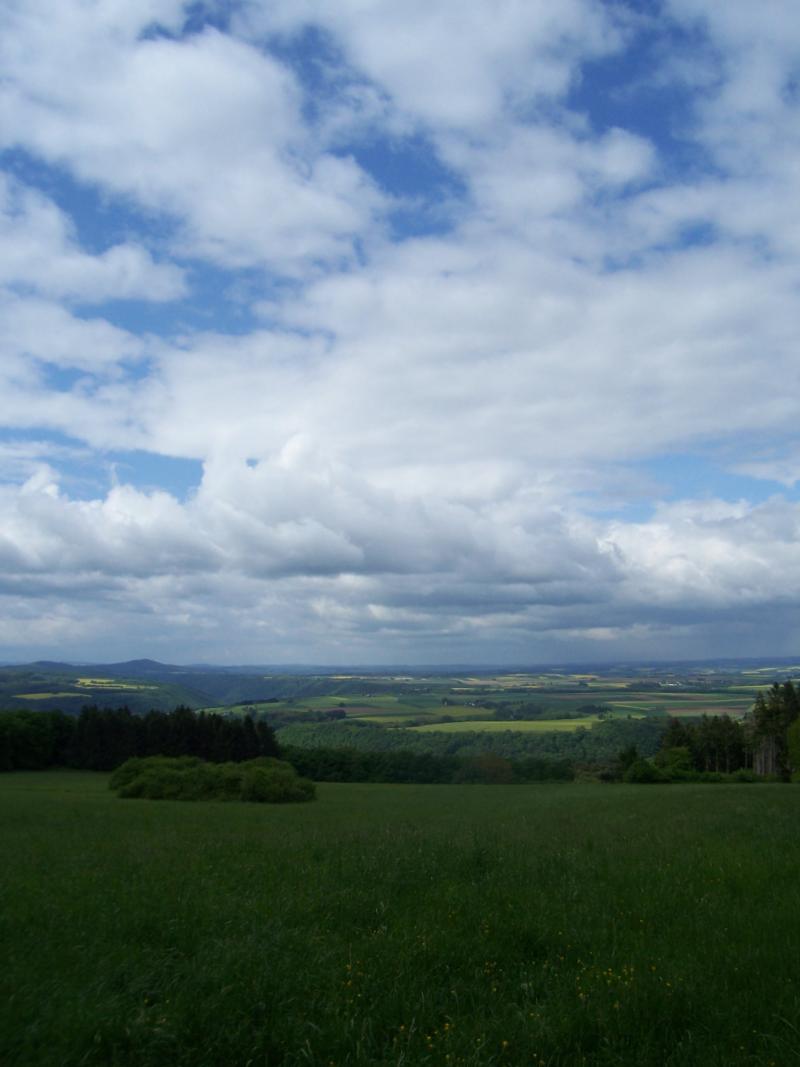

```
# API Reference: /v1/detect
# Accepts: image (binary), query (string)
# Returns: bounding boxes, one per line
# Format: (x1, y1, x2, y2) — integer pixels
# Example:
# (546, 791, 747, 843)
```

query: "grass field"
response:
(3, 773, 800, 1066)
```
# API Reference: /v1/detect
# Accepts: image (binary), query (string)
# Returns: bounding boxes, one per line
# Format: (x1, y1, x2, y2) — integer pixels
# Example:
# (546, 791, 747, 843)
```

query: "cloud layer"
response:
(0, 0, 799, 663)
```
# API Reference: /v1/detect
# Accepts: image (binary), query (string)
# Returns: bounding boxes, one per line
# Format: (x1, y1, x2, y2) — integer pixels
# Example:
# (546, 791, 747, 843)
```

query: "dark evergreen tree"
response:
(751, 682, 799, 779)
(661, 717, 692, 750)
(0, 705, 283, 772)
(255, 719, 280, 758)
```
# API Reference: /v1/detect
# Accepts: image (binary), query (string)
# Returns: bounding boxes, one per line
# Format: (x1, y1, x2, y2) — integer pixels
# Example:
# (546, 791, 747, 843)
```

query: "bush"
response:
(240, 764, 316, 803)
(655, 746, 694, 777)
(623, 758, 666, 784)
(110, 755, 316, 803)
(109, 756, 203, 793)
(119, 766, 191, 800)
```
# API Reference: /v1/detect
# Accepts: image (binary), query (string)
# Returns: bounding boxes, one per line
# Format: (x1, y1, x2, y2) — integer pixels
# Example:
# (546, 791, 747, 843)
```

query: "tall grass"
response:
(2, 773, 800, 1065)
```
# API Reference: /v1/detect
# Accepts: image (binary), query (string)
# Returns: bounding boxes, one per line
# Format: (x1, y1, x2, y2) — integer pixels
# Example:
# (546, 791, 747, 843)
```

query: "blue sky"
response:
(1, 0, 799, 664)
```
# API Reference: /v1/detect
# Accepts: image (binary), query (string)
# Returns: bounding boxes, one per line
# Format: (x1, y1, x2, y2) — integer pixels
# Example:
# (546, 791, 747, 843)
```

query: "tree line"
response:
(0, 706, 278, 772)
(281, 746, 573, 784)
(655, 682, 800, 780)
(455, 699, 612, 722)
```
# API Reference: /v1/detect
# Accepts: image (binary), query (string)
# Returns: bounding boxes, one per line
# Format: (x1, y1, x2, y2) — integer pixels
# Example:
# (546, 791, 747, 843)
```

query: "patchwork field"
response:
(2, 772, 800, 1066)
(207, 681, 764, 760)
(2, 660, 784, 728)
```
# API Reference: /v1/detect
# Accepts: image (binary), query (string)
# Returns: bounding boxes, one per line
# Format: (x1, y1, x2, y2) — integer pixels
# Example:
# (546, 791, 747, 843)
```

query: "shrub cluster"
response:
(109, 756, 316, 803)
(624, 762, 767, 784)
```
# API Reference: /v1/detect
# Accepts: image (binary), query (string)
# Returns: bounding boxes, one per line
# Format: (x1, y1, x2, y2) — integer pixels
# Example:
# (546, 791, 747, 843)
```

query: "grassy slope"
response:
(2, 773, 800, 1066)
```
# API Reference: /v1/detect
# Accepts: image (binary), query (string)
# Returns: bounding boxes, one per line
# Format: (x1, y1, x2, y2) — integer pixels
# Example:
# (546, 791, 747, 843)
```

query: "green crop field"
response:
(3, 772, 800, 1066)
(13, 692, 85, 700)
(75, 678, 159, 690)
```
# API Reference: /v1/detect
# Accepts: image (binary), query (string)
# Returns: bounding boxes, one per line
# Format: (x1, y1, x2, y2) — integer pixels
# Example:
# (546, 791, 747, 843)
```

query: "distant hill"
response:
(28, 660, 79, 671)
(0, 660, 434, 710)
(0, 662, 205, 714)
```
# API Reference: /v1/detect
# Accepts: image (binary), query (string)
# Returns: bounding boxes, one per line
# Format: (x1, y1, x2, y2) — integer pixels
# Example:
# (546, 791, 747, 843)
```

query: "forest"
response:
(0, 705, 278, 772)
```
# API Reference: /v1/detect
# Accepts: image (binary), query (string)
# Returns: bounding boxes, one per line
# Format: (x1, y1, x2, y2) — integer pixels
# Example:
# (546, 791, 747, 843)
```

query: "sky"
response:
(1, 0, 800, 666)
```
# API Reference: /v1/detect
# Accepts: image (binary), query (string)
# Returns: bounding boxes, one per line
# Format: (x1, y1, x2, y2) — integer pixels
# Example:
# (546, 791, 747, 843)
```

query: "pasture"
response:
(2, 773, 800, 1065)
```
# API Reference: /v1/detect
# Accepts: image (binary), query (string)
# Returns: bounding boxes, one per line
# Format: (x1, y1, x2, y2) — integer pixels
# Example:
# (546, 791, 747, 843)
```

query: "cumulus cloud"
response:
(5, 463, 800, 661)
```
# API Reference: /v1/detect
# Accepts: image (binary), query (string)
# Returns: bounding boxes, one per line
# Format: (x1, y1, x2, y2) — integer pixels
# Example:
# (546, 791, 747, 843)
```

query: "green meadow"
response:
(3, 772, 800, 1066)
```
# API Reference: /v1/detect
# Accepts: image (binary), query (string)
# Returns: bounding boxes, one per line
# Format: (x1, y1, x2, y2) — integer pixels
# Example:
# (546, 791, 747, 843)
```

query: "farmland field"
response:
(2, 772, 800, 1066)
(13, 692, 84, 700)
(75, 678, 159, 690)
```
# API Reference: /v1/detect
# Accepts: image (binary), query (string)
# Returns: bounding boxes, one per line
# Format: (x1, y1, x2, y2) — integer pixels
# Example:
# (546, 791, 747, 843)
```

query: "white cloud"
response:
(0, 475, 219, 577)
(0, 173, 186, 302)
(731, 452, 800, 489)
(0, 292, 143, 372)
(240, 0, 622, 128)
(0, 5, 385, 273)
(606, 496, 800, 611)
(636, 1, 800, 261)
(0, 439, 89, 484)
